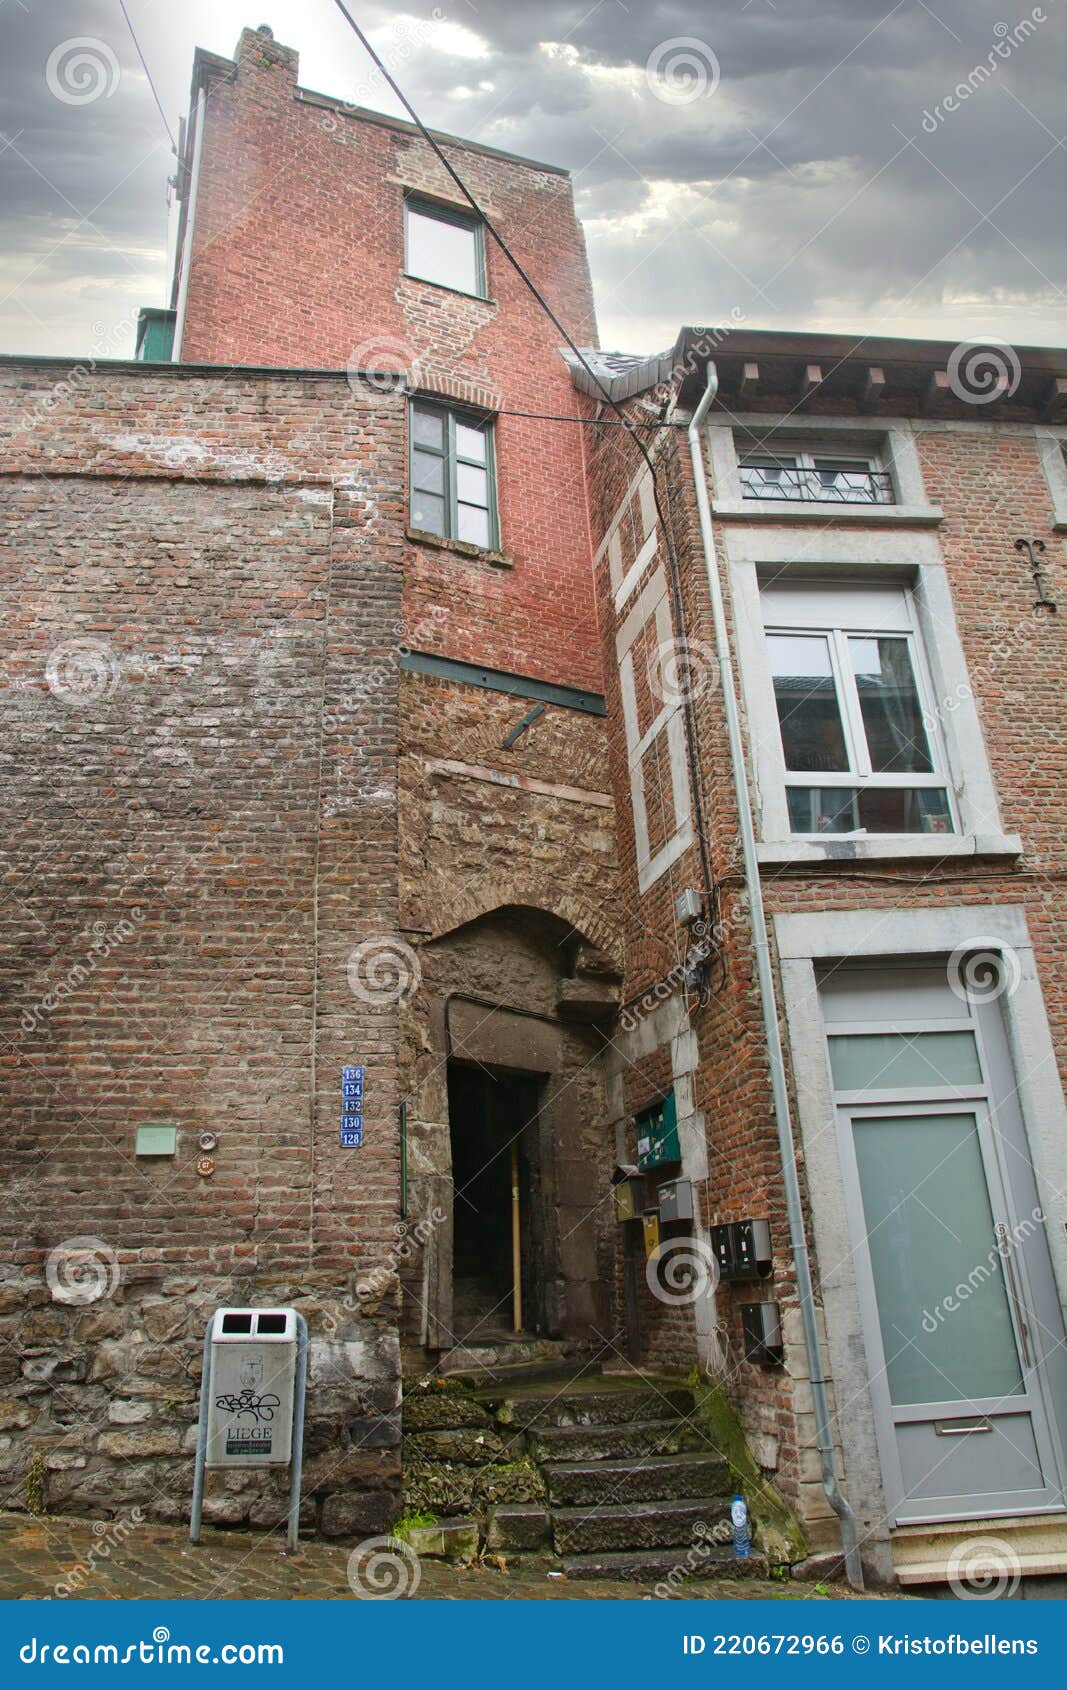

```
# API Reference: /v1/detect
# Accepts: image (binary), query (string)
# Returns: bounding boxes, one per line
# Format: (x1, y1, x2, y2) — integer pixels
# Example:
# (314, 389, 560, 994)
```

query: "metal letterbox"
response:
(642, 1213, 661, 1259)
(612, 1167, 645, 1223)
(657, 1178, 693, 1224)
(635, 1091, 680, 1172)
(711, 1218, 772, 1281)
(204, 1308, 298, 1468)
(740, 1300, 783, 1365)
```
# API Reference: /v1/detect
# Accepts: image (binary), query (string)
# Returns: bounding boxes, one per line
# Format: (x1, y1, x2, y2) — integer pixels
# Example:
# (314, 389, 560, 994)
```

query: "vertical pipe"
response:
(686, 363, 864, 1591)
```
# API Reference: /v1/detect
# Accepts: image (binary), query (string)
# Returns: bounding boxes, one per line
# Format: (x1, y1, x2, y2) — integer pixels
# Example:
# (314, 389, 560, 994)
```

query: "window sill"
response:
(406, 526, 512, 568)
(1051, 508, 1067, 533)
(712, 499, 943, 527)
(756, 833, 1023, 867)
(401, 271, 494, 305)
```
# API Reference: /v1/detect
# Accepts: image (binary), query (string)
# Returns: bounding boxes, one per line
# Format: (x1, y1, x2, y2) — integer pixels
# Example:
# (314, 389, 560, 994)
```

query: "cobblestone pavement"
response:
(0, 1514, 896, 1602)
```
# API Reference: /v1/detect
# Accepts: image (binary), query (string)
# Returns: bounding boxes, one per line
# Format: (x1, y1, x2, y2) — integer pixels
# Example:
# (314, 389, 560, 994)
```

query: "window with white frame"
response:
(404, 197, 486, 297)
(738, 441, 895, 505)
(760, 581, 954, 836)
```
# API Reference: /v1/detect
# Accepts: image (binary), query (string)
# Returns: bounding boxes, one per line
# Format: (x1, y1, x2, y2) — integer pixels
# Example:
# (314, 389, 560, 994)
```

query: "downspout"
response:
(686, 363, 865, 1591)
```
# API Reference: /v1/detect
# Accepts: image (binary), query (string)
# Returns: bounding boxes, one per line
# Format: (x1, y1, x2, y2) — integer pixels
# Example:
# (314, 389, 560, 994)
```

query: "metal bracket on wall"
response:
(1015, 537, 1057, 611)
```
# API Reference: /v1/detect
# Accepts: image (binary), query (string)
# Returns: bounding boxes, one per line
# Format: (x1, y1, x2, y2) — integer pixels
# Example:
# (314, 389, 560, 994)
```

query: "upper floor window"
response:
(409, 400, 497, 549)
(761, 581, 953, 837)
(739, 444, 895, 506)
(404, 197, 486, 297)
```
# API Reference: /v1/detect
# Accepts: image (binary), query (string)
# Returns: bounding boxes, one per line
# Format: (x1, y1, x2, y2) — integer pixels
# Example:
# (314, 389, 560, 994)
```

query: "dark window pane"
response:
(407, 207, 480, 294)
(849, 637, 934, 773)
(411, 490, 446, 535)
(457, 503, 490, 548)
(766, 633, 850, 772)
(787, 785, 952, 835)
(412, 407, 444, 449)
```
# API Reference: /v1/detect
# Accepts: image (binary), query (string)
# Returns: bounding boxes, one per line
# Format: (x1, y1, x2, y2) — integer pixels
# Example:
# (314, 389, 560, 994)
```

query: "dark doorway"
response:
(447, 1062, 544, 1342)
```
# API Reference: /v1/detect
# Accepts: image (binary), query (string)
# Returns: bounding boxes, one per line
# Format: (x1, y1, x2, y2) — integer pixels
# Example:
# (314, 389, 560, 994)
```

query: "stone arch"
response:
(424, 877, 620, 968)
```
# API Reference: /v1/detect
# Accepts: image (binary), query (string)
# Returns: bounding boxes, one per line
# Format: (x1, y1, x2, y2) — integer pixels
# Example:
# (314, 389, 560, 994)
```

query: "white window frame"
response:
(722, 523, 1021, 864)
(1036, 428, 1067, 531)
(761, 581, 958, 840)
(705, 417, 943, 526)
(739, 442, 895, 507)
(617, 565, 694, 891)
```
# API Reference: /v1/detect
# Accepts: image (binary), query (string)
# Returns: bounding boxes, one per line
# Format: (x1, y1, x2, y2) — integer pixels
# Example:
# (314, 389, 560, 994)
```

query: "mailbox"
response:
(657, 1178, 693, 1224)
(635, 1091, 680, 1172)
(204, 1308, 299, 1468)
(613, 1175, 645, 1223)
(740, 1301, 783, 1366)
(711, 1218, 772, 1281)
(642, 1213, 661, 1259)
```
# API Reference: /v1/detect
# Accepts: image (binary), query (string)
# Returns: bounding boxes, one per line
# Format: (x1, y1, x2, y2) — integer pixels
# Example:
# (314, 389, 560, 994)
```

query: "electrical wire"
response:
(118, 0, 178, 154)
(330, 0, 722, 966)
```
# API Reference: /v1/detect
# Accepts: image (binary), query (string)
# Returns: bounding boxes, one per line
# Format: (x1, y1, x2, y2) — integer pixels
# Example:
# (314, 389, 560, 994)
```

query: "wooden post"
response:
(510, 1138, 522, 1333)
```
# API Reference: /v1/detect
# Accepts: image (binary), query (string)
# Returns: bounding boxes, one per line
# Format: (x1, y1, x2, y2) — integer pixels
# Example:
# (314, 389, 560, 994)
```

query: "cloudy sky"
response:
(2, 0, 1065, 358)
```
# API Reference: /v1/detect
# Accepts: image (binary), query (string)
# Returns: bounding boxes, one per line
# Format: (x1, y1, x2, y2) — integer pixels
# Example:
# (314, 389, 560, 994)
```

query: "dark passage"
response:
(447, 1061, 543, 1342)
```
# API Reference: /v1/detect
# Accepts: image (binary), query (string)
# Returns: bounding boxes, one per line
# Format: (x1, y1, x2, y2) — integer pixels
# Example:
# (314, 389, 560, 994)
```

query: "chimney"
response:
(234, 23, 299, 89)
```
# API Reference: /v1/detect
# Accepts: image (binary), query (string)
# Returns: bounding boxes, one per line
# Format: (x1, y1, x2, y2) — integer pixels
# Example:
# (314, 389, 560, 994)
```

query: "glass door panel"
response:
(852, 1111, 1024, 1406)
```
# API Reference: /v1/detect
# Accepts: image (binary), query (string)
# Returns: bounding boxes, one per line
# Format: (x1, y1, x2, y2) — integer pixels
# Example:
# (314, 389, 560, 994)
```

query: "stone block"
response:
(485, 1504, 551, 1552)
(97, 1428, 182, 1458)
(402, 1519, 480, 1561)
(140, 1302, 189, 1342)
(109, 1400, 153, 1425)
(320, 1488, 396, 1539)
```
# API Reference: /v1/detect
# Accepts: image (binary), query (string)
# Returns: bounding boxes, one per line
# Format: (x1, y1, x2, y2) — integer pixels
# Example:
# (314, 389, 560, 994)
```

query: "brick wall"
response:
(177, 27, 601, 694)
(581, 393, 1067, 1533)
(0, 358, 407, 1530)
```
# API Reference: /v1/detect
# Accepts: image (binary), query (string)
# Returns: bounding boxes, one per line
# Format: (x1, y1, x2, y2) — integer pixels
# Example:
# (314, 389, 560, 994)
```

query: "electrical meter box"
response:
(635, 1091, 680, 1172)
(204, 1308, 298, 1468)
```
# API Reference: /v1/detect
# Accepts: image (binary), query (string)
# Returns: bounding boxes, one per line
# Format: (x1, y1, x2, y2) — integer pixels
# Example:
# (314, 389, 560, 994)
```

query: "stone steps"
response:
(562, 1546, 768, 1583)
(494, 1384, 695, 1430)
(553, 1495, 735, 1555)
(528, 1416, 714, 1464)
(544, 1451, 729, 1508)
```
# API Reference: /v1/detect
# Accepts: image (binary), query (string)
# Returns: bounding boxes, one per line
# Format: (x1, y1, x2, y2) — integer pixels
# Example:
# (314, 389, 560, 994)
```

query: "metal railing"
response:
(739, 464, 896, 505)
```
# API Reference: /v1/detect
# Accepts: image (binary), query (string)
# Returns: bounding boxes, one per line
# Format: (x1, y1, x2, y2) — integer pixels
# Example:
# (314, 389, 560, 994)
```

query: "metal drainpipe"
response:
(686, 362, 865, 1590)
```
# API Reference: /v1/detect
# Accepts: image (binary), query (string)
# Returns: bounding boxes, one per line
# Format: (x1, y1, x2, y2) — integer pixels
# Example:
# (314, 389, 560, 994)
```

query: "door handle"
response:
(997, 1222, 1033, 1367)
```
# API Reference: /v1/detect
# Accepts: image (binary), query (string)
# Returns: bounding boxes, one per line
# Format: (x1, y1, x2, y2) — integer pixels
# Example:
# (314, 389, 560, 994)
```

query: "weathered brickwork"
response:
(0, 360, 407, 1527)
(581, 388, 1067, 1542)
(177, 27, 601, 692)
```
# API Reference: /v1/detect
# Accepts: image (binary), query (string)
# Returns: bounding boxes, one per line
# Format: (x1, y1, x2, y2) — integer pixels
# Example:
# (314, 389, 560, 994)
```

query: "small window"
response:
(404, 198, 485, 296)
(409, 400, 497, 549)
(739, 443, 894, 505)
(761, 582, 954, 837)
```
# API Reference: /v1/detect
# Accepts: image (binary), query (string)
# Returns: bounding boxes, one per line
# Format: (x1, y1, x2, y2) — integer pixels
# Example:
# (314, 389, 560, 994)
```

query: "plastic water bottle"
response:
(731, 1493, 750, 1558)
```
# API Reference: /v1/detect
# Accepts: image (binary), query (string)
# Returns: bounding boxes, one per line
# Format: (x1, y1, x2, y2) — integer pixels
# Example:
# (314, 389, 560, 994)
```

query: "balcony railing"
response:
(739, 464, 896, 505)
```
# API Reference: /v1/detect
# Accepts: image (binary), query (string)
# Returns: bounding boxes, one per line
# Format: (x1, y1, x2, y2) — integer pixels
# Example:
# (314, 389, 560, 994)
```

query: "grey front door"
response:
(820, 962, 1067, 1525)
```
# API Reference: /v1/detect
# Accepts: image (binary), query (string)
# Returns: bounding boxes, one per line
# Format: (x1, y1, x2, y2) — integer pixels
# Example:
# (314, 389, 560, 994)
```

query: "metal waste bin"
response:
(190, 1306, 308, 1549)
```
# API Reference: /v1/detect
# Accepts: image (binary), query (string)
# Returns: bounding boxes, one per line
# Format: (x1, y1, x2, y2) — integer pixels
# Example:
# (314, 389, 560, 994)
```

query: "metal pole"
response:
(286, 1313, 309, 1553)
(189, 1318, 213, 1544)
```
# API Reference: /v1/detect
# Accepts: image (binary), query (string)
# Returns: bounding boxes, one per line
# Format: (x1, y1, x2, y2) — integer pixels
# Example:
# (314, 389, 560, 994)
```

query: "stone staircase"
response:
(401, 1370, 765, 1582)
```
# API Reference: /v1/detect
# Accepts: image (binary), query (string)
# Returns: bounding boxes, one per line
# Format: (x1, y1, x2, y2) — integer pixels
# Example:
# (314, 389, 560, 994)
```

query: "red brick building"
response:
(574, 331, 1067, 1585)
(3, 22, 1066, 1590)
